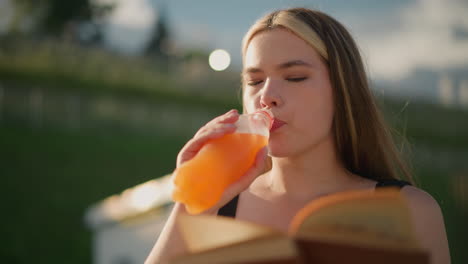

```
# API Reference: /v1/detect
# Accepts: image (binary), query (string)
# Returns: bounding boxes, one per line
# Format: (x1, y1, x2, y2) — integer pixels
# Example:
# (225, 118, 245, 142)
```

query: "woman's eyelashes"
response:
(247, 77, 308, 87)
(247, 80, 263, 86)
(286, 77, 308, 82)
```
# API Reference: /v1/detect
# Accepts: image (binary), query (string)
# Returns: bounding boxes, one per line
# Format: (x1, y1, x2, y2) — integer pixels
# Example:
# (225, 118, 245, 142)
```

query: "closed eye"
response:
(247, 80, 264, 86)
(287, 77, 308, 82)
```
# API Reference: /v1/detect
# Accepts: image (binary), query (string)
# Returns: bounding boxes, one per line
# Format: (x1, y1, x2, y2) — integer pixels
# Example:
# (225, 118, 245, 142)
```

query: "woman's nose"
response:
(260, 79, 283, 108)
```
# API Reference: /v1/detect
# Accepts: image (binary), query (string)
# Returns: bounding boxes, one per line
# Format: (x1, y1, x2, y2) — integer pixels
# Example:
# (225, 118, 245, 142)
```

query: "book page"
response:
(177, 213, 281, 253)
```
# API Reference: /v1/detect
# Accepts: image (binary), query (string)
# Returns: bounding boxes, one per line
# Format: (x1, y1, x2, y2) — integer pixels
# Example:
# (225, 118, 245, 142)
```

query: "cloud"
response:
(109, 0, 156, 28)
(172, 22, 216, 50)
(361, 0, 468, 81)
(102, 0, 156, 54)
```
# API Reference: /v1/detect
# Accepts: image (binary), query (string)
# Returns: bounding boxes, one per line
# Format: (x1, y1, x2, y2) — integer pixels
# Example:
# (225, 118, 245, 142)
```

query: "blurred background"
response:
(0, 0, 467, 263)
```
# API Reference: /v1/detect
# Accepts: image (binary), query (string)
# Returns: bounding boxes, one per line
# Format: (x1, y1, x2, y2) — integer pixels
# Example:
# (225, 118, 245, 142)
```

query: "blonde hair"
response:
(241, 8, 414, 183)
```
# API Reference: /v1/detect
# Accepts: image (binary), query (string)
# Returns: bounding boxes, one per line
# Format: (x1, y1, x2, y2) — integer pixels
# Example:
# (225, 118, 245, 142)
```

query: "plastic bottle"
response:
(172, 110, 273, 214)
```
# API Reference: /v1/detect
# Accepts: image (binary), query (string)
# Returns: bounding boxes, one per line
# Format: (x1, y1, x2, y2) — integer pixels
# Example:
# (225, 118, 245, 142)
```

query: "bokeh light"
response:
(208, 49, 231, 71)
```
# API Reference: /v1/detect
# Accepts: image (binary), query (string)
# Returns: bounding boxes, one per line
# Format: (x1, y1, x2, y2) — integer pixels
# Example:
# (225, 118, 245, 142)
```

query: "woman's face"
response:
(242, 28, 335, 157)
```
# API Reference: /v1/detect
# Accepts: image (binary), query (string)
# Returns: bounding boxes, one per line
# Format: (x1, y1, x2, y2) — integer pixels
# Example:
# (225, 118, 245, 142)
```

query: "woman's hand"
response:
(176, 109, 239, 167)
(175, 109, 269, 214)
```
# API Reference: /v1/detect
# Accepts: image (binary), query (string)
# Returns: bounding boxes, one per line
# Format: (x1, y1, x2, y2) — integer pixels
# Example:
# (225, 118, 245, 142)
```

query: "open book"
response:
(169, 188, 429, 264)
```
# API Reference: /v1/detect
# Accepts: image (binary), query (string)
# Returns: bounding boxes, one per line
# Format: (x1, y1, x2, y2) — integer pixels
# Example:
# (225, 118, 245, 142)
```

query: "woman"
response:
(145, 8, 450, 264)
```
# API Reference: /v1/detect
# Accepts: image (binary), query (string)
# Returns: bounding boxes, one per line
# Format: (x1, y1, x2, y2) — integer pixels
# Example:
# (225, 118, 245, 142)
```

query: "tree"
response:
(145, 2, 170, 58)
(10, 0, 113, 39)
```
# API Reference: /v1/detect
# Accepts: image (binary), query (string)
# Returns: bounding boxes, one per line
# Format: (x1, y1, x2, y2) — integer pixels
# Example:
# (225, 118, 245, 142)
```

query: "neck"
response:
(266, 135, 363, 202)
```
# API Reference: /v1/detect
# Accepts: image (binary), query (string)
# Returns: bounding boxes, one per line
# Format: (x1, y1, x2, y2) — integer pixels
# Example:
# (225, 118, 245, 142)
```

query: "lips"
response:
(270, 118, 286, 132)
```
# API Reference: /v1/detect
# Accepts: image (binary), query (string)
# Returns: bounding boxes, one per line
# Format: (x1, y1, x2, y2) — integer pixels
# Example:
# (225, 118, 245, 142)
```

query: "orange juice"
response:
(173, 133, 268, 214)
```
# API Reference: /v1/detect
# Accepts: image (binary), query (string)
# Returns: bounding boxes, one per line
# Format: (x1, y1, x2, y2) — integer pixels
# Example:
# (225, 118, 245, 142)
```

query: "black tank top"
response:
(217, 179, 411, 218)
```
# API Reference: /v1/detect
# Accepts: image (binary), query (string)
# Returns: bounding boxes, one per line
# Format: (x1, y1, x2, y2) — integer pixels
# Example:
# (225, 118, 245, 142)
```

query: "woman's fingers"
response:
(176, 123, 237, 166)
(210, 109, 239, 124)
(178, 110, 239, 166)
(195, 110, 239, 137)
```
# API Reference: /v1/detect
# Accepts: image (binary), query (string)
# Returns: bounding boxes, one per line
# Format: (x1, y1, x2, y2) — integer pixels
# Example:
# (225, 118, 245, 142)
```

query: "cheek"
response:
(242, 91, 261, 113)
(296, 83, 335, 133)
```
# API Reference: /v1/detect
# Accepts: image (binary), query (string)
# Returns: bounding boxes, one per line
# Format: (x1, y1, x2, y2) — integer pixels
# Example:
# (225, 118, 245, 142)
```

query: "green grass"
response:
(0, 119, 189, 263)
(0, 38, 240, 110)
(380, 97, 468, 150)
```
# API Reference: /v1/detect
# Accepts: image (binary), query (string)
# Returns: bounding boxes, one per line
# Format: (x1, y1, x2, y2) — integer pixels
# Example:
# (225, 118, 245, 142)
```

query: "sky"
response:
(1, 0, 467, 83)
(100, 0, 468, 82)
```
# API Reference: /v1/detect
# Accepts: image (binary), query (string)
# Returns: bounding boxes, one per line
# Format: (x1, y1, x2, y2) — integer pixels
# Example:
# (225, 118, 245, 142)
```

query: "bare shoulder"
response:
(400, 185, 451, 264)
(400, 185, 441, 215)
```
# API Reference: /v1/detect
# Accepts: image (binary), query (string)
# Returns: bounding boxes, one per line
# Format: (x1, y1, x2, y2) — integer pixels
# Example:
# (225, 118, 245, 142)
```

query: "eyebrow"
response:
(243, 60, 313, 75)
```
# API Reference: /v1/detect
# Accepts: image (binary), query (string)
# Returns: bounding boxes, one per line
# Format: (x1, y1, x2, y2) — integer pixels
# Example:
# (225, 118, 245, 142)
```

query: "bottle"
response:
(172, 110, 273, 214)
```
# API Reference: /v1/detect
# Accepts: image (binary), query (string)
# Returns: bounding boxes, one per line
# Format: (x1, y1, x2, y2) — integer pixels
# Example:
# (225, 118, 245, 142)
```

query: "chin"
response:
(267, 136, 296, 157)
(267, 144, 293, 158)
